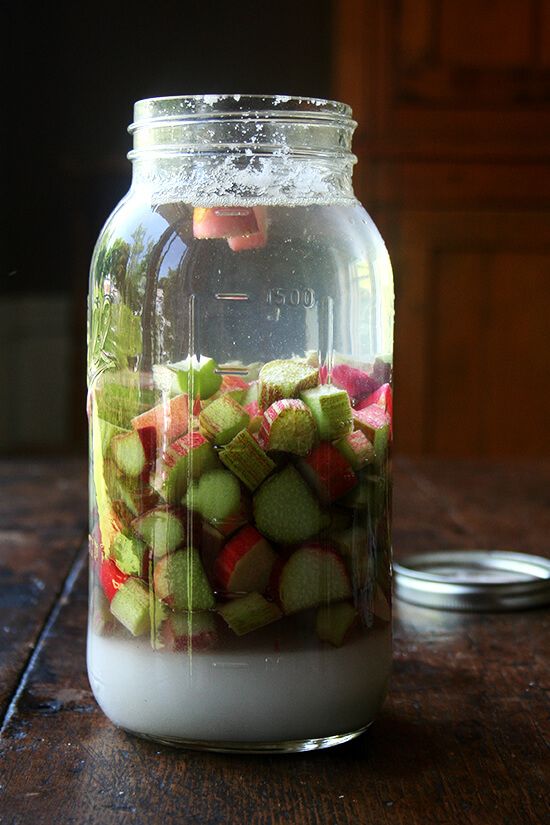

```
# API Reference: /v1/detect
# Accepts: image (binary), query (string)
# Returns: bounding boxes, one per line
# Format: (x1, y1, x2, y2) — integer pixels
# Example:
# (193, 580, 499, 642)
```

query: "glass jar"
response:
(87, 95, 394, 753)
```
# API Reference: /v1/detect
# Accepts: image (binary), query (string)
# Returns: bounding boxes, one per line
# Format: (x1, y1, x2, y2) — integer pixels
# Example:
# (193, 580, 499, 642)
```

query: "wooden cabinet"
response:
(333, 0, 550, 455)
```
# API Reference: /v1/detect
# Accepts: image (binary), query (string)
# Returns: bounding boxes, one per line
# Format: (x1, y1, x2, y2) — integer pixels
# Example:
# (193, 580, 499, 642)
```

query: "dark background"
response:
(5, 0, 331, 296)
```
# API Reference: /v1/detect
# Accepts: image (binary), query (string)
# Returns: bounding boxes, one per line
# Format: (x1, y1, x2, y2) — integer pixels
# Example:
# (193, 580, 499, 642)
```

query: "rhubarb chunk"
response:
(258, 359, 319, 409)
(277, 545, 352, 614)
(154, 547, 215, 611)
(218, 592, 282, 636)
(131, 505, 187, 559)
(199, 395, 250, 445)
(219, 428, 276, 491)
(253, 465, 326, 544)
(257, 399, 316, 456)
(100, 558, 129, 602)
(131, 392, 189, 448)
(169, 355, 222, 400)
(300, 384, 353, 441)
(112, 532, 148, 577)
(157, 610, 218, 651)
(316, 602, 358, 646)
(191, 469, 241, 524)
(154, 431, 219, 503)
(353, 404, 391, 460)
(110, 577, 150, 636)
(111, 427, 156, 479)
(215, 525, 277, 593)
(334, 429, 374, 471)
(298, 442, 357, 504)
(331, 364, 377, 404)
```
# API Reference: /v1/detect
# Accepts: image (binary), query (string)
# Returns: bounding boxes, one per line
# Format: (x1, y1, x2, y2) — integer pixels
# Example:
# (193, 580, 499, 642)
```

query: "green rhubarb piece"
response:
(316, 602, 358, 646)
(98, 418, 128, 457)
(155, 433, 220, 504)
(156, 610, 218, 651)
(132, 506, 185, 559)
(258, 399, 316, 456)
(278, 546, 352, 614)
(253, 465, 326, 544)
(109, 473, 159, 517)
(219, 429, 276, 490)
(334, 429, 374, 470)
(300, 384, 353, 440)
(218, 592, 282, 636)
(111, 429, 149, 478)
(110, 578, 150, 636)
(199, 395, 249, 445)
(112, 532, 148, 576)
(194, 469, 241, 523)
(258, 359, 319, 408)
(154, 548, 215, 611)
(170, 355, 222, 400)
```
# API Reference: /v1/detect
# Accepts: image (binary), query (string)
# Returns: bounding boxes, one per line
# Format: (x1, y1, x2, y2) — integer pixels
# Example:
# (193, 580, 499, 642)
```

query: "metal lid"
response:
(393, 550, 550, 612)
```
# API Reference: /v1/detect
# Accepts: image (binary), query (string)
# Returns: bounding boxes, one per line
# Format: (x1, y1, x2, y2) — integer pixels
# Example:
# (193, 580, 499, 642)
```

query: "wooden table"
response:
(1, 457, 548, 825)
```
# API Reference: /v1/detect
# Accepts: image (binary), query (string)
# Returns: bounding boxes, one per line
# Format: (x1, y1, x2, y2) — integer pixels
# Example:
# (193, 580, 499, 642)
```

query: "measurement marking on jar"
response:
(215, 293, 250, 301)
(266, 288, 316, 308)
(214, 367, 249, 376)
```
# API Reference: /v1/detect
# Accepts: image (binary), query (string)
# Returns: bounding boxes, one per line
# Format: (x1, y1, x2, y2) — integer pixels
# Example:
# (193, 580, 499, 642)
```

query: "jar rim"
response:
(130, 94, 355, 132)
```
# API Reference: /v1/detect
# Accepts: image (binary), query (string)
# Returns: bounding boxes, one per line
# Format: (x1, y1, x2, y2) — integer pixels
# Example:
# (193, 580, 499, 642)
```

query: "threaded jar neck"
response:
(128, 94, 358, 206)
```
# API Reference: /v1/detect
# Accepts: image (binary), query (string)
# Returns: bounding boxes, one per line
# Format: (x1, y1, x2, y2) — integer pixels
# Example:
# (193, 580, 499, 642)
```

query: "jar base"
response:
(121, 722, 373, 754)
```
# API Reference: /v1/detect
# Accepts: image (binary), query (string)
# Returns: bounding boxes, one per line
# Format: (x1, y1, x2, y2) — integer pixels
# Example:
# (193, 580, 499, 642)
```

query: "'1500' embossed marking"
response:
(266, 288, 316, 308)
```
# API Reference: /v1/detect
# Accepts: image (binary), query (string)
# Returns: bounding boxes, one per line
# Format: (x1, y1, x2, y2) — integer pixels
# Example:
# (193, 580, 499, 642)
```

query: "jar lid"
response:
(393, 550, 550, 612)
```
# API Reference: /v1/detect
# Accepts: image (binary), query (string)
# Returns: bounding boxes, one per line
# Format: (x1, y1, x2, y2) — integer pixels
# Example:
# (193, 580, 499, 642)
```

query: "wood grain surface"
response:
(1, 458, 548, 825)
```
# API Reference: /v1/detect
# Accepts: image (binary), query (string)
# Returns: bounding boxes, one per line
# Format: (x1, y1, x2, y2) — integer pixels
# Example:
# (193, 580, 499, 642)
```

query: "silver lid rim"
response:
(393, 550, 550, 612)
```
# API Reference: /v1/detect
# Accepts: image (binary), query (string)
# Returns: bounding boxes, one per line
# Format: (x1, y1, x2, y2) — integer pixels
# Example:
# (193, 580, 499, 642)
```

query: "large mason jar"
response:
(87, 95, 394, 752)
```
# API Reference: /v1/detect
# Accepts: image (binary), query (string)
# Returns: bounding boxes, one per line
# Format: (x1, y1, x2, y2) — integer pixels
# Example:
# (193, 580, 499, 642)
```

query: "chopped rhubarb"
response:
(218, 592, 282, 636)
(131, 505, 189, 559)
(112, 532, 149, 577)
(356, 383, 393, 435)
(257, 399, 316, 456)
(111, 426, 156, 480)
(277, 544, 352, 614)
(214, 525, 277, 593)
(153, 431, 219, 503)
(334, 429, 374, 471)
(157, 610, 218, 651)
(199, 395, 250, 445)
(154, 547, 215, 611)
(168, 355, 222, 400)
(371, 356, 392, 389)
(298, 442, 357, 504)
(100, 558, 129, 602)
(253, 465, 326, 544)
(258, 359, 319, 409)
(316, 602, 358, 646)
(131, 392, 189, 448)
(110, 577, 150, 636)
(219, 428, 276, 490)
(300, 384, 353, 441)
(331, 364, 377, 404)
(190, 469, 241, 524)
(353, 404, 391, 460)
